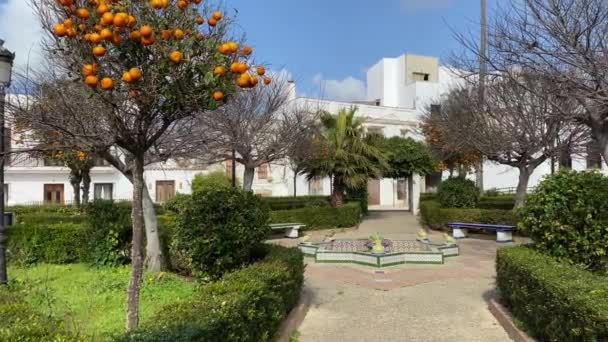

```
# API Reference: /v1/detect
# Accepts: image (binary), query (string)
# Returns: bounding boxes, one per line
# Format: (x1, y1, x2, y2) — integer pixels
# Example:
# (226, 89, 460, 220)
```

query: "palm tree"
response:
(303, 107, 388, 208)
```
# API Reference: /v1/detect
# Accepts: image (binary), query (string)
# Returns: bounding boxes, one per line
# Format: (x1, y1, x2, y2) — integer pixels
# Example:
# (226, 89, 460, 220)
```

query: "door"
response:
(44, 184, 65, 204)
(155, 181, 176, 203)
(367, 179, 380, 206)
(395, 179, 408, 208)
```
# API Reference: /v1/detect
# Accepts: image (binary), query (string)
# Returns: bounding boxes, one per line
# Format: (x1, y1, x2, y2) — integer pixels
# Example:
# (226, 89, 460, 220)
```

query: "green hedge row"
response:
(120, 245, 304, 342)
(419, 200, 517, 229)
(261, 196, 330, 210)
(496, 246, 608, 341)
(270, 202, 362, 230)
(420, 193, 516, 210)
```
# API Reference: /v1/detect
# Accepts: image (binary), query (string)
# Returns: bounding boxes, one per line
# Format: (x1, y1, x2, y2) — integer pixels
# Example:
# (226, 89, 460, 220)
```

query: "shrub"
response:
(120, 246, 304, 342)
(346, 185, 369, 215)
(171, 187, 270, 278)
(496, 246, 608, 341)
(262, 196, 330, 211)
(437, 177, 479, 208)
(7, 223, 89, 265)
(14, 212, 87, 226)
(518, 170, 608, 272)
(419, 200, 517, 229)
(270, 202, 361, 230)
(477, 196, 515, 210)
(484, 188, 500, 197)
(85, 200, 133, 266)
(191, 170, 233, 193)
(162, 193, 191, 214)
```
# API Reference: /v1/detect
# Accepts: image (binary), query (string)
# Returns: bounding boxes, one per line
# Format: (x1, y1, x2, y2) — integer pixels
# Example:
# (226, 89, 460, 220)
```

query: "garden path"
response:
(294, 211, 513, 341)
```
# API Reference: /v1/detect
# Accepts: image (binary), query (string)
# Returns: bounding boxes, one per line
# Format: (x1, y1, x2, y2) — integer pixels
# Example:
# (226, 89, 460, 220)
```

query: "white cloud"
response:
(401, 0, 453, 13)
(311, 73, 367, 102)
(0, 0, 44, 72)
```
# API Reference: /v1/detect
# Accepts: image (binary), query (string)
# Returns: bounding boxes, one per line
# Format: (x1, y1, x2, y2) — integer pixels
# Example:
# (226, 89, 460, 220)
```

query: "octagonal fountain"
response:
(298, 232, 459, 267)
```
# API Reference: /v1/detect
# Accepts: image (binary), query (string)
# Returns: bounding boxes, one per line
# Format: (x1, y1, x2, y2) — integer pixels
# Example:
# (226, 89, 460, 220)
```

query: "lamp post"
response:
(0, 39, 15, 285)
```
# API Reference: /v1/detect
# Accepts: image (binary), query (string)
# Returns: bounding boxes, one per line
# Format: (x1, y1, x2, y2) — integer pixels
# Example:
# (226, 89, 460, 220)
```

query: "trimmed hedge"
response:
(270, 202, 362, 229)
(119, 245, 304, 342)
(7, 223, 89, 265)
(262, 196, 330, 211)
(420, 193, 516, 210)
(419, 200, 517, 229)
(437, 177, 479, 208)
(496, 246, 608, 341)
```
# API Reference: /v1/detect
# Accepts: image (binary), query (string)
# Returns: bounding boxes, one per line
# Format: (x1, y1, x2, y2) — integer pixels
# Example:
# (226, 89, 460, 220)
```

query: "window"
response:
(308, 177, 323, 195)
(367, 126, 384, 136)
(397, 179, 407, 200)
(412, 72, 430, 81)
(44, 158, 64, 167)
(94, 183, 113, 200)
(44, 184, 64, 204)
(586, 140, 602, 169)
(155, 181, 175, 203)
(257, 163, 268, 180)
(225, 159, 234, 179)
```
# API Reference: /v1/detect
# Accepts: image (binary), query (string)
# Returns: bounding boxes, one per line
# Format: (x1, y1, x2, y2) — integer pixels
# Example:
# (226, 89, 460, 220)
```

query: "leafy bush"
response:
(14, 212, 86, 226)
(171, 187, 270, 278)
(346, 185, 369, 215)
(496, 246, 608, 341)
(270, 202, 362, 229)
(120, 246, 304, 342)
(437, 177, 479, 208)
(419, 200, 517, 229)
(85, 200, 133, 266)
(262, 196, 330, 211)
(420, 193, 437, 202)
(8, 204, 81, 216)
(162, 193, 191, 214)
(7, 223, 89, 265)
(191, 170, 234, 193)
(519, 170, 608, 272)
(477, 196, 515, 210)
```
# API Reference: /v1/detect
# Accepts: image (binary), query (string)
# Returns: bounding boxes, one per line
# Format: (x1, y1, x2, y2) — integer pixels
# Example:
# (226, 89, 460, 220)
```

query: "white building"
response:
(4, 53, 603, 212)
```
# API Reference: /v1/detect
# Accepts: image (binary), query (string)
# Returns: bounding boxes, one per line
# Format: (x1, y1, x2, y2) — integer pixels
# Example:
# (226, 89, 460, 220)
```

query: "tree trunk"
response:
(126, 155, 145, 331)
(81, 168, 91, 204)
(293, 170, 297, 198)
(142, 186, 163, 272)
(475, 160, 484, 193)
(243, 166, 255, 191)
(69, 170, 81, 207)
(514, 166, 531, 209)
(330, 177, 345, 208)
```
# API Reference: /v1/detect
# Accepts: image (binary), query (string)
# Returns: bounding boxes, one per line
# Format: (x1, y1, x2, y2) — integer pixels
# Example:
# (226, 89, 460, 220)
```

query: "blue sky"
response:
(0, 0, 489, 99)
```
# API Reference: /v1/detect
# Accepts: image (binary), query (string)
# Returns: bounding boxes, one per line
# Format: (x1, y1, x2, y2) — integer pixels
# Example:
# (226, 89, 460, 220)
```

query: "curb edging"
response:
(488, 298, 536, 342)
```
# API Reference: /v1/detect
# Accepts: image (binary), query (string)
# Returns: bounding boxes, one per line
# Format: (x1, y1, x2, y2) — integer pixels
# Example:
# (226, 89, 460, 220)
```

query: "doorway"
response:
(44, 184, 65, 204)
(367, 179, 380, 206)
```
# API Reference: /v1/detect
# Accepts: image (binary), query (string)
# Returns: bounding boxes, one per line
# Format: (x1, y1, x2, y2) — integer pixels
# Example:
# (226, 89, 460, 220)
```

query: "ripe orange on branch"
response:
(82, 64, 97, 76)
(256, 65, 266, 76)
(93, 45, 107, 56)
(140, 25, 154, 37)
(128, 67, 143, 81)
(213, 91, 225, 101)
(169, 51, 183, 63)
(54, 24, 68, 37)
(214, 65, 226, 75)
(101, 77, 114, 90)
(76, 8, 90, 20)
(212, 11, 223, 21)
(85, 75, 99, 87)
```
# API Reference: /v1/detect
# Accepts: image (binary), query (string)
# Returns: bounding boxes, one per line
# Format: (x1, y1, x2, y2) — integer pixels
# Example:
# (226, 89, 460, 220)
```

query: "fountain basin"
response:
(299, 239, 459, 267)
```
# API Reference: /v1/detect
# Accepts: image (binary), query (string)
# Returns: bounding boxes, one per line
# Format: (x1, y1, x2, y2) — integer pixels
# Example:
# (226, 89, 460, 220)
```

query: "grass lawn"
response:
(8, 264, 196, 340)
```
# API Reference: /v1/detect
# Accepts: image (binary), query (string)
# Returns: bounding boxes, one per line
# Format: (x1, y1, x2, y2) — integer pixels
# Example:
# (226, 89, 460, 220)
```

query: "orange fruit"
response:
(218, 44, 230, 55)
(195, 33, 205, 40)
(173, 29, 185, 40)
(92, 45, 106, 56)
(237, 73, 251, 88)
(128, 67, 143, 81)
(59, 0, 73, 6)
(100, 28, 113, 40)
(213, 65, 225, 75)
(100, 12, 114, 26)
(67, 28, 77, 38)
(89, 33, 102, 43)
(196, 17, 204, 25)
(113, 12, 129, 27)
(122, 71, 134, 83)
(191, 0, 201, 4)
(140, 25, 153, 37)
(208, 17, 217, 27)
(227, 41, 238, 53)
(161, 29, 172, 40)
(82, 64, 97, 76)
(85, 75, 99, 87)
(100, 77, 114, 90)
(76, 8, 90, 19)
(256, 65, 266, 76)
(141, 35, 155, 45)
(78, 23, 87, 31)
(242, 46, 253, 56)
(129, 31, 141, 41)
(54, 24, 67, 37)
(94, 24, 103, 32)
(213, 91, 225, 101)
(63, 19, 74, 28)
(249, 75, 259, 86)
(212, 11, 223, 20)
(150, 0, 165, 9)
(264, 77, 272, 85)
(169, 51, 183, 63)
(97, 4, 111, 15)
(127, 15, 137, 27)
(111, 33, 123, 45)
(177, 0, 188, 10)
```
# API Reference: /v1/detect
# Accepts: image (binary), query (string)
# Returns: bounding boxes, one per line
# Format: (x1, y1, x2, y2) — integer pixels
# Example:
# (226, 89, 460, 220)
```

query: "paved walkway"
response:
(295, 211, 513, 341)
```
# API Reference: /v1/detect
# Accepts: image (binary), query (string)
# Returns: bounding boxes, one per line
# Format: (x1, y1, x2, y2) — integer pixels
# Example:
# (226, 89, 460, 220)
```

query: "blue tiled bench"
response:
(447, 222, 516, 243)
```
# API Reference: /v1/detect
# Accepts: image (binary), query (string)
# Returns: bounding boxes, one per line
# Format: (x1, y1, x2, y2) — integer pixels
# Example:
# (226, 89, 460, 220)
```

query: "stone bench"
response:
(270, 223, 306, 238)
(447, 222, 516, 243)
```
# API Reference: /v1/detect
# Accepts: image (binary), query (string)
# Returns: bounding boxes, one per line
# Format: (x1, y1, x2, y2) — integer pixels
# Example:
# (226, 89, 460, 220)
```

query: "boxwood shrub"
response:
(496, 246, 608, 341)
(419, 200, 517, 229)
(262, 196, 330, 211)
(120, 245, 304, 342)
(437, 177, 479, 208)
(270, 201, 362, 230)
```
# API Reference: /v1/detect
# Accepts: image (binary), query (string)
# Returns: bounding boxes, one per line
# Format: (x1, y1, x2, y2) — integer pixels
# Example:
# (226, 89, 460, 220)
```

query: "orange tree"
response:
(31, 0, 271, 330)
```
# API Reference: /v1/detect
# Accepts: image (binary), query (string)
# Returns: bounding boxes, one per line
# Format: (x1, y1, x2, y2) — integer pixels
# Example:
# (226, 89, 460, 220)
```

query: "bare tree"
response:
(437, 73, 587, 207)
(201, 76, 317, 191)
(454, 0, 608, 165)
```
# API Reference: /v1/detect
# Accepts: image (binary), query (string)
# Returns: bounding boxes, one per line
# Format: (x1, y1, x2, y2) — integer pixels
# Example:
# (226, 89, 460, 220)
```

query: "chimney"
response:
(287, 80, 296, 101)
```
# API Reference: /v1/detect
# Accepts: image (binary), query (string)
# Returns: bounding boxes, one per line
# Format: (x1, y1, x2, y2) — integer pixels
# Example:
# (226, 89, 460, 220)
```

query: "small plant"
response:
(437, 177, 479, 208)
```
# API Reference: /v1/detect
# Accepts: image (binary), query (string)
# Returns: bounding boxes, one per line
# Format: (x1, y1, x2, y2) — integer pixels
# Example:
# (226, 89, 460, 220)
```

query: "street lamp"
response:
(0, 39, 15, 285)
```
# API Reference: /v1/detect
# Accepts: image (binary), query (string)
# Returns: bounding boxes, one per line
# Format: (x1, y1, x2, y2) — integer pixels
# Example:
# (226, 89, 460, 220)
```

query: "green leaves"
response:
(437, 177, 480, 209)
(376, 136, 435, 178)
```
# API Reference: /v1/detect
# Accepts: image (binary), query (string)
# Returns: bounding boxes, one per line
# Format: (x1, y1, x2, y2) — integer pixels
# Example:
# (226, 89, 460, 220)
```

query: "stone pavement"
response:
(294, 211, 514, 342)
